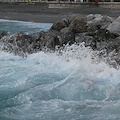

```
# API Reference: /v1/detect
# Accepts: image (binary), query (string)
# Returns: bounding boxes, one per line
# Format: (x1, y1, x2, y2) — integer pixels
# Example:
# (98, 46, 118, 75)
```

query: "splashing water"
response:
(0, 44, 120, 120)
(0, 20, 120, 120)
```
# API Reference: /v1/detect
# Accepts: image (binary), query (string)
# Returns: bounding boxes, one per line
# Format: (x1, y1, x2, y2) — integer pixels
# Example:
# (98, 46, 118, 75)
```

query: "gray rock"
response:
(83, 36, 96, 49)
(116, 16, 120, 22)
(0, 33, 36, 56)
(75, 35, 85, 43)
(0, 31, 7, 39)
(50, 21, 68, 31)
(86, 22, 98, 32)
(58, 32, 75, 45)
(75, 35, 96, 49)
(60, 27, 70, 33)
(70, 14, 84, 23)
(107, 21, 120, 35)
(69, 15, 87, 33)
(62, 18, 69, 26)
(107, 16, 120, 35)
(86, 15, 113, 32)
(85, 14, 95, 21)
(38, 30, 61, 49)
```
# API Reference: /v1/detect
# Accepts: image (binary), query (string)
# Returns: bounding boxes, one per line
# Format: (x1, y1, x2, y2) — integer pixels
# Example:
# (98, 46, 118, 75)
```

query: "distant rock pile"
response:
(0, 14, 120, 65)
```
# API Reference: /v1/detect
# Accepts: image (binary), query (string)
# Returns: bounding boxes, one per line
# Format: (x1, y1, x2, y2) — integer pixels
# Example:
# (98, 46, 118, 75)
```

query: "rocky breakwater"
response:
(0, 14, 120, 66)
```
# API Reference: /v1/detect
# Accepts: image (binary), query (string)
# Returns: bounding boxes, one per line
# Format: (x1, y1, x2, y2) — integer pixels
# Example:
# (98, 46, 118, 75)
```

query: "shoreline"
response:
(0, 12, 120, 66)
(0, 3, 120, 23)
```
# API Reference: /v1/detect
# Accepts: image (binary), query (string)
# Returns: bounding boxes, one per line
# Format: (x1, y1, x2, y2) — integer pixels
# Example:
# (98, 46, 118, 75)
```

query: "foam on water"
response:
(0, 43, 120, 120)
(0, 19, 120, 120)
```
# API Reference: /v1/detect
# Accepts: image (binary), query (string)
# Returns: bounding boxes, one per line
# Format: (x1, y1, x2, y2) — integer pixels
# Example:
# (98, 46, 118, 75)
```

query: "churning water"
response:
(0, 19, 120, 120)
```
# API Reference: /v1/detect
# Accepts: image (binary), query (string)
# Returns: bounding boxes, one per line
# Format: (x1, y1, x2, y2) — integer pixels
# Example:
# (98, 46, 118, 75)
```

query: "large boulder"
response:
(69, 14, 87, 33)
(107, 16, 120, 35)
(50, 20, 68, 31)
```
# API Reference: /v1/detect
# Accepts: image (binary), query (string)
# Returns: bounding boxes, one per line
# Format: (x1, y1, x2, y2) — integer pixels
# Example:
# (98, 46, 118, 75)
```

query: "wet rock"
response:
(69, 15, 87, 33)
(75, 35, 85, 43)
(33, 30, 61, 49)
(94, 28, 118, 42)
(0, 33, 36, 56)
(60, 27, 69, 33)
(82, 36, 96, 49)
(32, 32, 45, 40)
(75, 35, 96, 49)
(107, 20, 120, 35)
(58, 32, 75, 45)
(0, 31, 7, 39)
(50, 21, 68, 31)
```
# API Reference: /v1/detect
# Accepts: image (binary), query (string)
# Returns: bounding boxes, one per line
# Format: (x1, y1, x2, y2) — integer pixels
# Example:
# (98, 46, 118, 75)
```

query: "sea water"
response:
(0, 19, 52, 35)
(0, 19, 120, 120)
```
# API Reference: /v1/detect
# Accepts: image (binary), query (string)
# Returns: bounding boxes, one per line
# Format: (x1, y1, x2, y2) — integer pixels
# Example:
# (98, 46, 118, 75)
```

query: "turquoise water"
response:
(0, 20, 120, 120)
(0, 19, 52, 34)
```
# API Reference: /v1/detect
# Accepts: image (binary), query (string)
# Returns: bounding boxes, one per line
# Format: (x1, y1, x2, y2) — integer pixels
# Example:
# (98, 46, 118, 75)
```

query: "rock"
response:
(58, 32, 75, 45)
(86, 15, 113, 32)
(45, 36, 60, 49)
(94, 28, 118, 41)
(105, 37, 120, 55)
(39, 30, 61, 49)
(75, 35, 85, 43)
(100, 23, 110, 30)
(96, 36, 120, 52)
(94, 14, 103, 19)
(70, 14, 84, 23)
(0, 31, 7, 39)
(87, 14, 103, 25)
(107, 21, 120, 35)
(1, 14, 120, 66)
(32, 32, 44, 40)
(42, 31, 75, 49)
(31, 31, 47, 51)
(82, 36, 96, 49)
(62, 18, 69, 26)
(60, 27, 69, 33)
(50, 21, 68, 31)
(85, 14, 95, 21)
(75, 35, 96, 49)
(107, 16, 120, 35)
(69, 15, 87, 33)
(0, 33, 36, 56)
(116, 16, 120, 22)
(96, 41, 108, 51)
(101, 16, 113, 24)
(86, 22, 98, 32)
